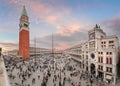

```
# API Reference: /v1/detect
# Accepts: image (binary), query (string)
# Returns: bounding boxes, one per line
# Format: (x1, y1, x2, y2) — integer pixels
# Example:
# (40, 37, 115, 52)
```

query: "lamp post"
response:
(34, 37, 36, 65)
(52, 33, 55, 72)
(60, 55, 63, 82)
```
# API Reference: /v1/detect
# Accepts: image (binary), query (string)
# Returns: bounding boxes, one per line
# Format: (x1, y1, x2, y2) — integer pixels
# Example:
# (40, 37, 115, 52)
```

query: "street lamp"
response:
(60, 55, 63, 82)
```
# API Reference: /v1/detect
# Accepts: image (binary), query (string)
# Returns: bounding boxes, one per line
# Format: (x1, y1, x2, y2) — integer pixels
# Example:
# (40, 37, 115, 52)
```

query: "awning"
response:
(106, 75, 112, 80)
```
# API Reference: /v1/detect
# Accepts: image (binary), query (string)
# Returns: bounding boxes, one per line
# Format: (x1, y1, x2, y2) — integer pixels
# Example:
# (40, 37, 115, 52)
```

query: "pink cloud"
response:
(8, 0, 71, 24)
(102, 16, 120, 39)
(8, 0, 91, 33)
(28, 2, 71, 25)
(0, 44, 14, 51)
(45, 15, 60, 23)
(0, 40, 18, 51)
(6, 0, 93, 51)
(56, 21, 91, 36)
(56, 41, 70, 50)
(56, 24, 80, 36)
(29, 2, 51, 16)
(9, 0, 19, 4)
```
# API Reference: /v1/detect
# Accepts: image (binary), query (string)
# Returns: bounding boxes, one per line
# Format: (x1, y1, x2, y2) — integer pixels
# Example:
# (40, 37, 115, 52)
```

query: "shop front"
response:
(98, 71, 104, 79)
(105, 74, 113, 84)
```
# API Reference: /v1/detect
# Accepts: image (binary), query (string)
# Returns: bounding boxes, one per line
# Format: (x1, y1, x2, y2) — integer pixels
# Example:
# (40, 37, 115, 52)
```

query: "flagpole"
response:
(52, 33, 55, 72)
(34, 37, 36, 65)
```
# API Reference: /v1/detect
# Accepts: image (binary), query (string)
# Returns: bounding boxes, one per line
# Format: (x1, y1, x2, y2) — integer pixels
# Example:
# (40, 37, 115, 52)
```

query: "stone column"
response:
(95, 69, 98, 77)
(113, 75, 116, 85)
(103, 72, 106, 81)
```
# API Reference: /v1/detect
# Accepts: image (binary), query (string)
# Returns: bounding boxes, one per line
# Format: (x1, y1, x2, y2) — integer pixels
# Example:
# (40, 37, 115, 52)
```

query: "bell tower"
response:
(19, 6, 30, 59)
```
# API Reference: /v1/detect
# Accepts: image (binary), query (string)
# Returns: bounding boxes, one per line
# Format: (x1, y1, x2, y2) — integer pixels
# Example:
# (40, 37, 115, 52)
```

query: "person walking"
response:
(38, 75, 40, 79)
(54, 81, 56, 86)
(78, 82, 81, 86)
(59, 81, 62, 86)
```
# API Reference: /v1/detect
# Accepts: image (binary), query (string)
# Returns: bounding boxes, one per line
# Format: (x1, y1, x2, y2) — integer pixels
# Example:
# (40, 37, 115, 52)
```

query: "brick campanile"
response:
(19, 6, 30, 59)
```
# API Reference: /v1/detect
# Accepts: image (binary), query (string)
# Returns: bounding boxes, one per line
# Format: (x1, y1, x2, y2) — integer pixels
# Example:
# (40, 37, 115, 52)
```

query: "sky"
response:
(0, 0, 120, 51)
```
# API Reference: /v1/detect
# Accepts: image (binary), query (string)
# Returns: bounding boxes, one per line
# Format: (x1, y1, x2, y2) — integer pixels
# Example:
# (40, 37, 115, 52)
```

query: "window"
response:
(101, 45, 103, 48)
(106, 58, 112, 64)
(98, 57, 103, 63)
(101, 66, 103, 70)
(112, 45, 114, 48)
(98, 65, 103, 70)
(101, 36, 103, 38)
(101, 57, 103, 63)
(98, 65, 100, 69)
(106, 67, 108, 72)
(106, 52, 112, 55)
(98, 52, 103, 55)
(107, 67, 112, 73)
(110, 52, 112, 55)
(110, 68, 112, 73)
(98, 57, 100, 62)
(106, 52, 109, 55)
(104, 41, 106, 44)
(109, 40, 114, 43)
(86, 55, 88, 59)
(110, 58, 112, 64)
(106, 58, 108, 64)
(24, 23, 28, 27)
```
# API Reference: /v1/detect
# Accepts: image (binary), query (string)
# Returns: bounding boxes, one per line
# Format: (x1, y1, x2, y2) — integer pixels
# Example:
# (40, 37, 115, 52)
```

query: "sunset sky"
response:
(0, 0, 120, 51)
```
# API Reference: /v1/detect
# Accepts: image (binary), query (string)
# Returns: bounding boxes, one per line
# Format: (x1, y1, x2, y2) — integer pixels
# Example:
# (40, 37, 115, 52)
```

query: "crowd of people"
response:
(4, 54, 110, 86)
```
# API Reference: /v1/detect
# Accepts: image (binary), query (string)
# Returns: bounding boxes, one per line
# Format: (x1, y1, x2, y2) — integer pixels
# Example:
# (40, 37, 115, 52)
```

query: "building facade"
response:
(19, 6, 30, 59)
(30, 47, 51, 56)
(30, 47, 63, 57)
(6, 50, 18, 57)
(65, 24, 120, 85)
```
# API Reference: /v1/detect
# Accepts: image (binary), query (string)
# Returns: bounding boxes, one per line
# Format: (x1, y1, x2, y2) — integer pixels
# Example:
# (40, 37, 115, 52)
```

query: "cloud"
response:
(56, 23, 88, 36)
(56, 41, 70, 50)
(0, 41, 18, 51)
(2, 0, 94, 51)
(8, 0, 91, 35)
(33, 30, 88, 50)
(77, 0, 108, 11)
(8, 0, 71, 24)
(45, 15, 60, 23)
(102, 16, 120, 36)
(10, 0, 19, 4)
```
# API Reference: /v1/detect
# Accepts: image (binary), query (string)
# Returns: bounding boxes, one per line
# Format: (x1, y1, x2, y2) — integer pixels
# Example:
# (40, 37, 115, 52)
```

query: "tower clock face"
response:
(91, 53, 95, 59)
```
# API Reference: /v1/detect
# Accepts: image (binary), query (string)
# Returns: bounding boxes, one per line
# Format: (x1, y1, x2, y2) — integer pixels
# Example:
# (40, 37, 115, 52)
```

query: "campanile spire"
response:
(19, 6, 30, 59)
(21, 5, 28, 16)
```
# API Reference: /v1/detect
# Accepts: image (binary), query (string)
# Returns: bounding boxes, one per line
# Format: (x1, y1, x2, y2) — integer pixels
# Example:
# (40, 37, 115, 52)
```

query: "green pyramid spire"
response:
(21, 6, 28, 16)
